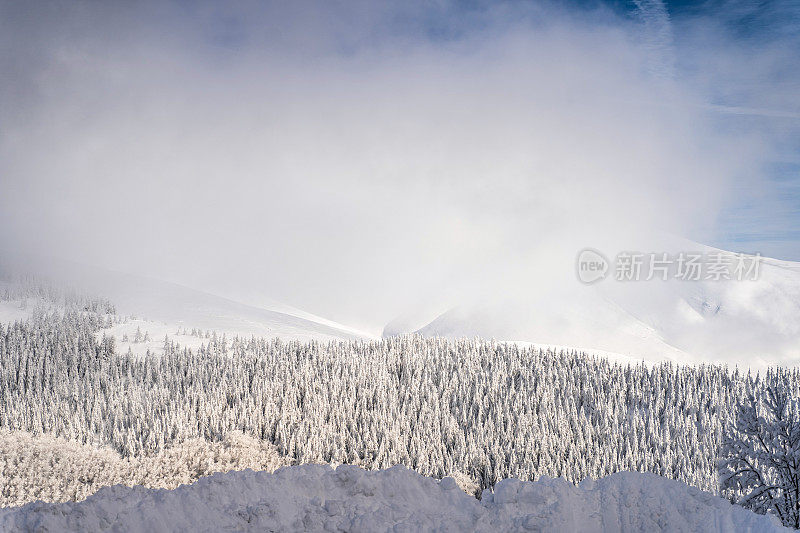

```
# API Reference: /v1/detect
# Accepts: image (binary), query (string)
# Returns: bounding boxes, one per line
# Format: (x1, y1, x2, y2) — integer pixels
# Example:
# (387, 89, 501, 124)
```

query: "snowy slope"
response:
(393, 243, 800, 368)
(0, 465, 785, 532)
(84, 270, 371, 343)
(4, 242, 799, 365)
(85, 273, 372, 355)
(0, 299, 35, 325)
(0, 259, 372, 352)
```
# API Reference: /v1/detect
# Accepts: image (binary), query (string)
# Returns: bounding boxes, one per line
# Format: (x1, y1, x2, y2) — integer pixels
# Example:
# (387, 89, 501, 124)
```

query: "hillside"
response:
(391, 245, 800, 368)
(0, 258, 371, 355)
(5, 243, 799, 366)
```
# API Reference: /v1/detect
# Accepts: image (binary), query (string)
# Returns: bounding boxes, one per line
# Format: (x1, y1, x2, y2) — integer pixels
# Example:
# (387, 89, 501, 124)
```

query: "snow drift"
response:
(0, 465, 786, 532)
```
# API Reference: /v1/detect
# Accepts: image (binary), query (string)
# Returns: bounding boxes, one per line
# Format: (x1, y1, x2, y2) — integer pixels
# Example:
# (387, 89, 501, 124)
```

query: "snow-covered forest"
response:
(1, 282, 796, 511)
(4, 0, 799, 528)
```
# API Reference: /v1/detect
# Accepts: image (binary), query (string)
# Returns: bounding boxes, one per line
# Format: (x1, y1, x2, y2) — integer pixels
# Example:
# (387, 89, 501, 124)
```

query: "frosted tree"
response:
(719, 370, 800, 529)
(3, 278, 797, 507)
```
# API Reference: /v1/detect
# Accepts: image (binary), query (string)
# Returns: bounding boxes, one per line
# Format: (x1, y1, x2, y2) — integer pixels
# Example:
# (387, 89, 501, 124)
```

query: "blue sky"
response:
(663, 0, 800, 259)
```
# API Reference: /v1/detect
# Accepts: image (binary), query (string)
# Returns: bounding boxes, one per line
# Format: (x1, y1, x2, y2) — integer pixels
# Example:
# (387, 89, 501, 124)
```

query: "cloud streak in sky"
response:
(0, 0, 797, 331)
(632, 0, 676, 79)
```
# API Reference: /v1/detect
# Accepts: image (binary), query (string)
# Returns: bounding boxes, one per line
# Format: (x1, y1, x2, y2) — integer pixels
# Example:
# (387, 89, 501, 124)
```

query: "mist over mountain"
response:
(1, 0, 799, 530)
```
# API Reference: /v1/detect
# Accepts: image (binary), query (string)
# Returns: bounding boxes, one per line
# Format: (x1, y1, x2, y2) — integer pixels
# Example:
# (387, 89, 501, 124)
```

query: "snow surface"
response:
(395, 243, 800, 368)
(4, 240, 800, 366)
(0, 258, 373, 356)
(0, 465, 786, 532)
(0, 299, 34, 326)
(78, 269, 372, 344)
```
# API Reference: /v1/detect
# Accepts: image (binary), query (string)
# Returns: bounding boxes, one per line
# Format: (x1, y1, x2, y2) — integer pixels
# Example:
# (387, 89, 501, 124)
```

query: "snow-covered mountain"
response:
(386, 243, 800, 368)
(4, 240, 799, 367)
(0, 257, 372, 354)
(0, 465, 786, 532)
(76, 268, 372, 345)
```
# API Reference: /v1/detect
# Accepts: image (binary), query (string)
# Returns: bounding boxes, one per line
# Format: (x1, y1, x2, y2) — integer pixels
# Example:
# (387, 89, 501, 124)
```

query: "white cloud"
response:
(0, 1, 796, 331)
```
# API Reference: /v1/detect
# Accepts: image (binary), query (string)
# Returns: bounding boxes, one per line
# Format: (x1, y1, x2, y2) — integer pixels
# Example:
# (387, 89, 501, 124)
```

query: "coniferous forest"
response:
(2, 284, 796, 512)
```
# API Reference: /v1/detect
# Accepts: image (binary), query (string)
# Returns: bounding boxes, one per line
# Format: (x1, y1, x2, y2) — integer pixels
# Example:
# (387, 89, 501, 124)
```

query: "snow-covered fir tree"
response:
(0, 280, 798, 510)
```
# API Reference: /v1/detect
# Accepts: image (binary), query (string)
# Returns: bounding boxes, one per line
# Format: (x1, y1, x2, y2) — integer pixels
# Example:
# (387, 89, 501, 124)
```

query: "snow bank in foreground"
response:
(0, 465, 786, 532)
